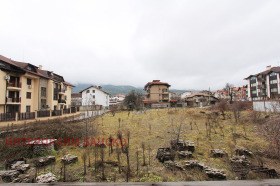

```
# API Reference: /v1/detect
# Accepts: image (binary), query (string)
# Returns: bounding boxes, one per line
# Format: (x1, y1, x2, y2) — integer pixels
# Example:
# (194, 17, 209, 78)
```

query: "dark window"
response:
(26, 92, 31, 99)
(53, 94, 58, 100)
(86, 90, 90, 93)
(27, 78, 32, 85)
(64, 86, 67, 91)
(54, 83, 57, 88)
(54, 105, 57, 110)
(64, 95, 67, 100)
(26, 106, 30, 112)
(93, 95, 95, 98)
(41, 99, 46, 108)
(92, 90, 95, 93)
(41, 87, 46, 97)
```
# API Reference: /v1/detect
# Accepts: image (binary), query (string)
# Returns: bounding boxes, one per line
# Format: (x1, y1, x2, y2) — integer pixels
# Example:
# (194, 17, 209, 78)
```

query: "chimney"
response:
(153, 80, 160, 82)
(39, 65, 42, 70)
(266, 65, 272, 70)
(98, 86, 102, 90)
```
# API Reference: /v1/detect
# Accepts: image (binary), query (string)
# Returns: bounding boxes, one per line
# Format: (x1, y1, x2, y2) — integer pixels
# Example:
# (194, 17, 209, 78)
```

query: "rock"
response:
(184, 141, 195, 152)
(0, 170, 20, 182)
(235, 146, 253, 157)
(204, 167, 226, 179)
(11, 161, 30, 173)
(178, 151, 193, 159)
(36, 156, 56, 167)
(230, 155, 251, 166)
(210, 149, 228, 158)
(164, 160, 185, 171)
(185, 160, 204, 170)
(13, 174, 30, 183)
(156, 148, 175, 163)
(36, 173, 56, 183)
(61, 154, 78, 165)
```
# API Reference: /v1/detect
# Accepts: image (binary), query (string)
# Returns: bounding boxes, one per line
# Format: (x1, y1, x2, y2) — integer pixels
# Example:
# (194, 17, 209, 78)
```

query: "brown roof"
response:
(183, 92, 218, 100)
(245, 66, 280, 79)
(144, 80, 171, 89)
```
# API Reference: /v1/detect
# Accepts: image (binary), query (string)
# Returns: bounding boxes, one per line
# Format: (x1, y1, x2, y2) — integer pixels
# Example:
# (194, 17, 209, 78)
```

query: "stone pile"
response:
(178, 151, 192, 159)
(210, 149, 228, 158)
(61, 154, 78, 165)
(36, 156, 56, 167)
(230, 155, 251, 166)
(204, 167, 227, 179)
(11, 161, 30, 173)
(164, 160, 185, 171)
(0, 170, 20, 182)
(184, 141, 195, 152)
(235, 146, 253, 157)
(156, 148, 175, 163)
(13, 174, 30, 183)
(185, 160, 204, 170)
(170, 139, 195, 152)
(36, 173, 56, 183)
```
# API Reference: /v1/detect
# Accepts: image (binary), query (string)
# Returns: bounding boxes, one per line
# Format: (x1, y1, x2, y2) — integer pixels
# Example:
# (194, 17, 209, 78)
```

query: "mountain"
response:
(71, 83, 200, 95)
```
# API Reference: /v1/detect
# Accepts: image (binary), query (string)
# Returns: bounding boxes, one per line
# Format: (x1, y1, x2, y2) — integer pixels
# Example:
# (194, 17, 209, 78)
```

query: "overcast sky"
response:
(1, 0, 280, 90)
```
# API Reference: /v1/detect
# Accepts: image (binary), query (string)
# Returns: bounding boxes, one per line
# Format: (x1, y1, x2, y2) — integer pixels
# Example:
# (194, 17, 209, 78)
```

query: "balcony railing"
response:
(7, 82, 22, 88)
(6, 97, 21, 103)
(58, 99, 66, 104)
(257, 84, 266, 89)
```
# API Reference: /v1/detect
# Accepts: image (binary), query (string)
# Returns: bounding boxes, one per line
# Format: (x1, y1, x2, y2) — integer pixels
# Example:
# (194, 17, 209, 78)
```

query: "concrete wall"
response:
(151, 103, 170, 109)
(253, 101, 280, 113)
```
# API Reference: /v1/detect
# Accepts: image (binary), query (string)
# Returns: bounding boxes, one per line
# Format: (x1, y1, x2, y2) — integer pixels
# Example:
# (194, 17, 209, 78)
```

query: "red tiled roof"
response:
(142, 100, 158, 103)
(144, 80, 171, 89)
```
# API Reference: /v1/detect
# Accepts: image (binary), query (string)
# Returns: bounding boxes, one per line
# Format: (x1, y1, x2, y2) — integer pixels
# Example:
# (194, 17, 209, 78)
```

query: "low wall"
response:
(253, 100, 280, 113)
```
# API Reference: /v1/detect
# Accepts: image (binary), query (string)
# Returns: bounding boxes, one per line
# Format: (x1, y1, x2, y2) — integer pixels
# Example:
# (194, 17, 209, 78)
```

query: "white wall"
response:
(181, 91, 192, 99)
(82, 87, 109, 109)
(253, 101, 280, 113)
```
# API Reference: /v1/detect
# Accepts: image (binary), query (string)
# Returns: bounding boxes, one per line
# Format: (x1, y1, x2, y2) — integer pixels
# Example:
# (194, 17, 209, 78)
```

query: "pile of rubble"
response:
(36, 173, 56, 183)
(0, 160, 31, 183)
(170, 139, 195, 152)
(0, 170, 20, 183)
(156, 148, 175, 163)
(210, 149, 228, 158)
(185, 160, 204, 170)
(230, 155, 251, 167)
(178, 151, 192, 159)
(235, 146, 253, 157)
(61, 154, 78, 165)
(11, 161, 30, 173)
(164, 161, 185, 171)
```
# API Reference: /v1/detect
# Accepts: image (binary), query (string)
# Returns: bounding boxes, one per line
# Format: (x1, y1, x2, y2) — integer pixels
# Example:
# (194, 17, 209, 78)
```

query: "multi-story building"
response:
(245, 65, 280, 101)
(80, 86, 110, 109)
(0, 54, 74, 116)
(144, 80, 170, 102)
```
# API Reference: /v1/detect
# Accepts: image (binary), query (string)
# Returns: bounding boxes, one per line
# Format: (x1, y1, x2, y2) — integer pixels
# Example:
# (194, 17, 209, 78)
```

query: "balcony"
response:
(58, 88, 65, 94)
(257, 84, 266, 89)
(7, 82, 21, 90)
(58, 99, 66, 104)
(259, 92, 266, 97)
(162, 97, 169, 100)
(6, 97, 21, 104)
(257, 77, 265, 82)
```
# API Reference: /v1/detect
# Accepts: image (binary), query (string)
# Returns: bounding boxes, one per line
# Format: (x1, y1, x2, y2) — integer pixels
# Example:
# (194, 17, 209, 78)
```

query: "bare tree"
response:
(123, 90, 144, 111)
(142, 142, 146, 166)
(224, 83, 234, 103)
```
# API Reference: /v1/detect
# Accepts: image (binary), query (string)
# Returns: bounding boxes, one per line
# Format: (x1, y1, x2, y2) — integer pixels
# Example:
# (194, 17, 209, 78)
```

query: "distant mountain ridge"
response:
(71, 83, 199, 95)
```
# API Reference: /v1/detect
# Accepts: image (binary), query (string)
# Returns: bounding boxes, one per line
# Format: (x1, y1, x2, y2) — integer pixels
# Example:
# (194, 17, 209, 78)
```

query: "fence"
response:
(0, 113, 16, 122)
(63, 108, 70, 114)
(71, 107, 76, 113)
(52, 110, 62, 117)
(37, 110, 51, 118)
(253, 100, 280, 113)
(18, 112, 35, 120)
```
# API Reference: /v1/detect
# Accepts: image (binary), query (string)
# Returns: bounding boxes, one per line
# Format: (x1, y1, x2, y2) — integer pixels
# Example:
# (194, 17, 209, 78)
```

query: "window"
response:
(250, 77, 256, 80)
(54, 106, 57, 111)
(271, 88, 278, 93)
(270, 79, 277, 84)
(93, 95, 95, 98)
(53, 94, 58, 100)
(270, 72, 277, 77)
(41, 87, 46, 97)
(86, 90, 90, 93)
(54, 83, 57, 88)
(0, 62, 5, 66)
(251, 83, 256, 87)
(252, 90, 257, 94)
(27, 78, 32, 85)
(64, 86, 67, 91)
(41, 99, 46, 108)
(64, 95, 67, 100)
(26, 92, 31, 99)
(92, 90, 95, 93)
(26, 106, 30, 112)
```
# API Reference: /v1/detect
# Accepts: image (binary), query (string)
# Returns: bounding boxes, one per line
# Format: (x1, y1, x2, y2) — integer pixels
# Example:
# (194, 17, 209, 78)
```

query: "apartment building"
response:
(143, 80, 171, 108)
(80, 86, 110, 109)
(0, 54, 74, 116)
(245, 65, 280, 101)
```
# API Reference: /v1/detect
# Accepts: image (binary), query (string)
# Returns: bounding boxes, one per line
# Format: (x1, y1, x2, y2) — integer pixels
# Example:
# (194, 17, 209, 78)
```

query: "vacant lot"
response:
(0, 107, 279, 182)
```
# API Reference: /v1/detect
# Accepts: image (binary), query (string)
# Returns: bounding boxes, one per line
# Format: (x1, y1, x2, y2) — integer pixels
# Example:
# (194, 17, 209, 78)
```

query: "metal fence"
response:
(37, 110, 51, 118)
(63, 108, 70, 114)
(52, 110, 62, 116)
(0, 113, 16, 122)
(18, 112, 35, 120)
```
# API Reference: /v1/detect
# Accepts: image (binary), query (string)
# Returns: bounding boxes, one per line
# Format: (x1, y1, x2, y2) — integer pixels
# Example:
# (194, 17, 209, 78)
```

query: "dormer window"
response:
(26, 65, 36, 72)
(0, 62, 5, 67)
(270, 72, 277, 77)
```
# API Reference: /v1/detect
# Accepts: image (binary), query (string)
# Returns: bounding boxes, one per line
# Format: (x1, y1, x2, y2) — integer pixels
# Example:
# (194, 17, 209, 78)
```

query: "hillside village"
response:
(0, 54, 280, 183)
